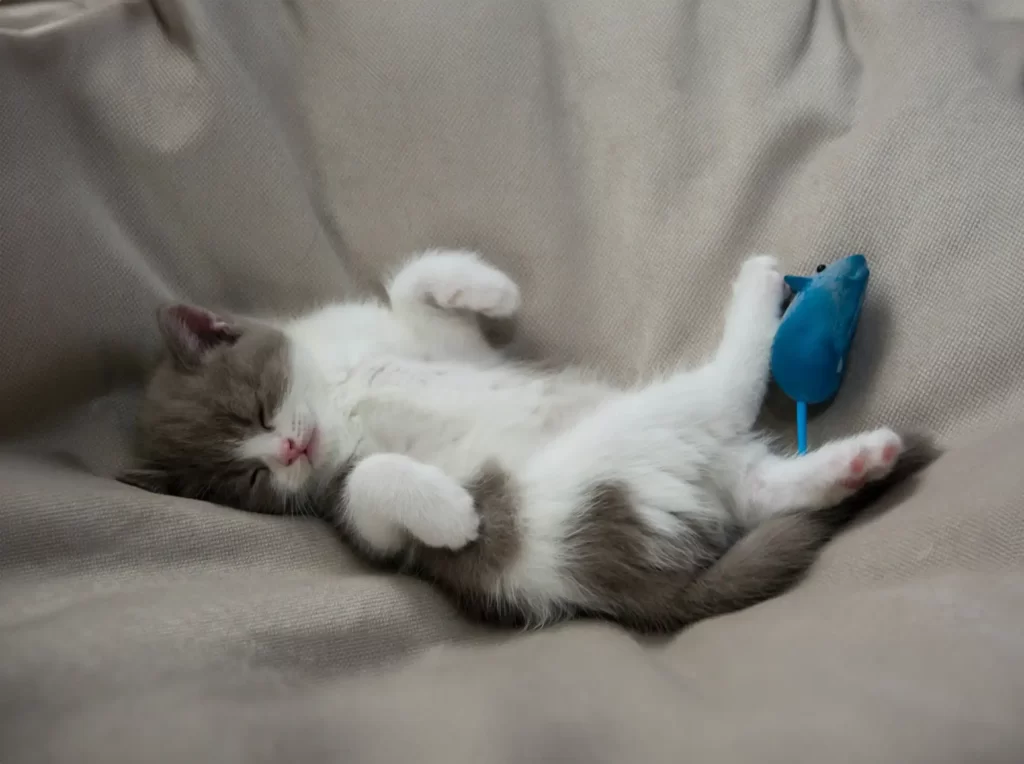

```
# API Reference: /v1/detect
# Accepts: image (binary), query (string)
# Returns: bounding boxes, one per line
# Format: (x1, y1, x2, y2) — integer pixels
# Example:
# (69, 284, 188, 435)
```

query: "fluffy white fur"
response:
(234, 249, 902, 622)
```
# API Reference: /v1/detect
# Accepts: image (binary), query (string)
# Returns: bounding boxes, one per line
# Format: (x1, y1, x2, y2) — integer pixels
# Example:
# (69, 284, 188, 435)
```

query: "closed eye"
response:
(258, 403, 271, 431)
(249, 466, 268, 488)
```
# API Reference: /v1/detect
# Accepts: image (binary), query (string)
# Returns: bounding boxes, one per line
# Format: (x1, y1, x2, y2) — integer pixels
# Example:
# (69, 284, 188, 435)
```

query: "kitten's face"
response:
(120, 304, 350, 515)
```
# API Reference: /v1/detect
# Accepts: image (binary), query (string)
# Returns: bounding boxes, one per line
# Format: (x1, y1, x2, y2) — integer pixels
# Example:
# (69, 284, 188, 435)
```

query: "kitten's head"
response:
(119, 304, 344, 515)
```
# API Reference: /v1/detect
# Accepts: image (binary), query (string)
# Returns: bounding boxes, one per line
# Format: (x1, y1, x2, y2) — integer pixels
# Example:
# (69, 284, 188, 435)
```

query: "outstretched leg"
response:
(340, 453, 480, 555)
(386, 249, 521, 362)
(632, 255, 787, 437)
(738, 428, 905, 522)
(709, 255, 787, 430)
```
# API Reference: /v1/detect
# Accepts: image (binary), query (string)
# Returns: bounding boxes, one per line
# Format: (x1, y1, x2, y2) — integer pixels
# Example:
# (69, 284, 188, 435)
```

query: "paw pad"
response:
(881, 443, 899, 464)
(833, 430, 904, 494)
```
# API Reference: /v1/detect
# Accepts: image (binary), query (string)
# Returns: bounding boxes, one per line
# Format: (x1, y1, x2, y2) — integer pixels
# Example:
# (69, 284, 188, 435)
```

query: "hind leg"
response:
(710, 255, 788, 430)
(637, 255, 787, 437)
(516, 256, 787, 517)
(737, 429, 905, 522)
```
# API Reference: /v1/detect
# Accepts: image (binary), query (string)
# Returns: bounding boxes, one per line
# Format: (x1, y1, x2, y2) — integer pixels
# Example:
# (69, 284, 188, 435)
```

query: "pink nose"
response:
(281, 437, 309, 466)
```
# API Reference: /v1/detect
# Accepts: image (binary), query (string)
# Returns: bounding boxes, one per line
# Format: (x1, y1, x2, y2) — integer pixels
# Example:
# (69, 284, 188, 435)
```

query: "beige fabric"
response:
(2, 0, 1024, 761)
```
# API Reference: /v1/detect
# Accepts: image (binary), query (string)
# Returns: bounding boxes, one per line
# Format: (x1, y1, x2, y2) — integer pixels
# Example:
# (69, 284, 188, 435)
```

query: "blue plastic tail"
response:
(796, 401, 808, 454)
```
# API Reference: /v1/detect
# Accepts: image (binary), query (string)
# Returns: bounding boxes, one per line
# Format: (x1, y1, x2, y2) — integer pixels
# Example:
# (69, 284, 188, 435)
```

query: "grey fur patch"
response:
(567, 482, 744, 632)
(569, 432, 941, 633)
(119, 305, 294, 515)
(408, 463, 525, 625)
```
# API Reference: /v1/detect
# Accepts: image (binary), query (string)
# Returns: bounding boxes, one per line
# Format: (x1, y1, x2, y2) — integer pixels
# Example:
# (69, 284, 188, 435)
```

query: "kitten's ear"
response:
(157, 304, 240, 369)
(117, 467, 174, 495)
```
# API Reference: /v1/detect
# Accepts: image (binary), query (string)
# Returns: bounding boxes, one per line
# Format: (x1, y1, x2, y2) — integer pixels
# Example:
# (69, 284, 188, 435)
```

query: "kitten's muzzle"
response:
(281, 428, 318, 466)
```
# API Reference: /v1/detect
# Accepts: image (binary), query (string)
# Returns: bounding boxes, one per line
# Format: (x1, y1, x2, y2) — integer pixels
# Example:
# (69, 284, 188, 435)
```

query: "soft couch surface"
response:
(2, 1, 1024, 762)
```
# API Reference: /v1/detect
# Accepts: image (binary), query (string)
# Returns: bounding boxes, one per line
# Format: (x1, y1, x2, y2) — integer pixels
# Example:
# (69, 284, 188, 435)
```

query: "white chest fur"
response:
(283, 301, 614, 479)
(328, 356, 609, 478)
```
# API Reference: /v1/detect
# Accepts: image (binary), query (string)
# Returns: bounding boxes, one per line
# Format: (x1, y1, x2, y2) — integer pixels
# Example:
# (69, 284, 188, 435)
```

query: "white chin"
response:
(274, 468, 312, 494)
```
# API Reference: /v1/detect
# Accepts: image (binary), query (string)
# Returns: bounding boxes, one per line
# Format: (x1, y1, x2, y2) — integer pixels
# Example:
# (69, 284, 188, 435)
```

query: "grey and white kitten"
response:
(120, 250, 932, 632)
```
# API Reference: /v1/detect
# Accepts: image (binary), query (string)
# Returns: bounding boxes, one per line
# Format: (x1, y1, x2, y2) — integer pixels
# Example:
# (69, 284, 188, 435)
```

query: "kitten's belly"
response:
(328, 357, 609, 475)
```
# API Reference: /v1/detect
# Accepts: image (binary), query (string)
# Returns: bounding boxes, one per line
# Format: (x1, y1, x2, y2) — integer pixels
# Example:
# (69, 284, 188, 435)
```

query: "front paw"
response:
(392, 250, 521, 318)
(353, 454, 481, 550)
(409, 473, 481, 550)
(436, 278, 520, 318)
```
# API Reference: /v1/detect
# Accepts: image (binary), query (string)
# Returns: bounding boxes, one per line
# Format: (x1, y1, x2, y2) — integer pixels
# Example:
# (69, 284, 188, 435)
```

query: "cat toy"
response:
(770, 254, 870, 454)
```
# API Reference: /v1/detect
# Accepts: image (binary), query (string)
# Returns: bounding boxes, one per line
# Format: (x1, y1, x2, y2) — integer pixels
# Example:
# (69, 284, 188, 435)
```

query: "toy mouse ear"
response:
(784, 275, 812, 294)
(157, 304, 240, 369)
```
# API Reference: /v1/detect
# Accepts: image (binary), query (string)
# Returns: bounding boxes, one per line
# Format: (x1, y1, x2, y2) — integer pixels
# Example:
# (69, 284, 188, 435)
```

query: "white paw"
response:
(829, 428, 904, 495)
(434, 279, 521, 318)
(347, 454, 480, 550)
(408, 471, 481, 549)
(394, 250, 521, 318)
(734, 255, 785, 307)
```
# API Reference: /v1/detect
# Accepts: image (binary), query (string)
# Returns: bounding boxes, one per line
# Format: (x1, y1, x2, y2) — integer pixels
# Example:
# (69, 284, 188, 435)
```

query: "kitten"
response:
(120, 250, 934, 632)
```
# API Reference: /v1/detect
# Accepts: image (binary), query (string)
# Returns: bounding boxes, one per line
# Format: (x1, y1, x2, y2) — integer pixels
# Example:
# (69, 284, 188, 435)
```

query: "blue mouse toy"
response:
(770, 254, 870, 453)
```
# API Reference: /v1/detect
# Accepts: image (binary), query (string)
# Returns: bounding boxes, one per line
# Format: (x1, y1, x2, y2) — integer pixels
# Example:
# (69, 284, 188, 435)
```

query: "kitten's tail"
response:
(673, 434, 939, 622)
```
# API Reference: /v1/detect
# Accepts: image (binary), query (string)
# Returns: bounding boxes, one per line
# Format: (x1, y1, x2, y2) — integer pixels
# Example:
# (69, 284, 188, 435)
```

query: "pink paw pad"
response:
(837, 450, 868, 490)
(881, 443, 900, 464)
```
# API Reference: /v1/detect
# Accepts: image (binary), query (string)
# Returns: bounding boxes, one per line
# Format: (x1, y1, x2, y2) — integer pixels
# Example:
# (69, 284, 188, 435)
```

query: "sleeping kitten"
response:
(120, 250, 932, 632)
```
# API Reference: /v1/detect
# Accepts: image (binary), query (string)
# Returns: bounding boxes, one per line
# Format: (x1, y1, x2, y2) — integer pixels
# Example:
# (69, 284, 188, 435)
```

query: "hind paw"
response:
(734, 255, 786, 308)
(741, 429, 908, 521)
(831, 429, 904, 495)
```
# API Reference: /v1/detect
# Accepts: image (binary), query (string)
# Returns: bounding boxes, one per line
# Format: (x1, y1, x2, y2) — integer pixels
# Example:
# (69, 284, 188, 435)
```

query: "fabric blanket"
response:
(2, 1, 1024, 761)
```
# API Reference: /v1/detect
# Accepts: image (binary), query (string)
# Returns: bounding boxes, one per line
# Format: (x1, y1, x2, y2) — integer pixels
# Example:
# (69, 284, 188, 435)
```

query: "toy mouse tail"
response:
(796, 400, 808, 453)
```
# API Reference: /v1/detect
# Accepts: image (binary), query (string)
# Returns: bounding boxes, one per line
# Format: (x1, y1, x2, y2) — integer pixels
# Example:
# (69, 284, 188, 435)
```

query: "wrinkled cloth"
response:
(2, 1, 1024, 762)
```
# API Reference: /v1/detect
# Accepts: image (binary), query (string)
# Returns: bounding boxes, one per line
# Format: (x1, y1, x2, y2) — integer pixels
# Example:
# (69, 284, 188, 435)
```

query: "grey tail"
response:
(673, 433, 940, 623)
